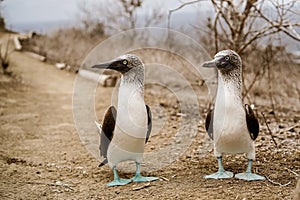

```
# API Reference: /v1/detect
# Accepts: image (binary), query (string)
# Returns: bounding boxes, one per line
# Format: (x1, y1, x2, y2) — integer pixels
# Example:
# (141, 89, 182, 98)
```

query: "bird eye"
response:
(225, 56, 230, 61)
(122, 60, 128, 65)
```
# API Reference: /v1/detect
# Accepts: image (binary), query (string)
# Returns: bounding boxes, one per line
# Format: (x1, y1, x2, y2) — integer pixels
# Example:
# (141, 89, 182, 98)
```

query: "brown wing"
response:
(98, 106, 116, 167)
(145, 105, 152, 143)
(205, 109, 214, 140)
(245, 104, 259, 140)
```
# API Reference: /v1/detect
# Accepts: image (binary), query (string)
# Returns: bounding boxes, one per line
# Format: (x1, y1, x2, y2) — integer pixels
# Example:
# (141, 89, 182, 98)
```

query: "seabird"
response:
(202, 50, 265, 181)
(92, 54, 159, 186)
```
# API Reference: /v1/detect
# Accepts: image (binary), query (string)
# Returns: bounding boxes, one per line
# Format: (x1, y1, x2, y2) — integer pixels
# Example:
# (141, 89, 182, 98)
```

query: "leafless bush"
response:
(242, 44, 300, 106)
(21, 28, 106, 73)
(78, 0, 165, 35)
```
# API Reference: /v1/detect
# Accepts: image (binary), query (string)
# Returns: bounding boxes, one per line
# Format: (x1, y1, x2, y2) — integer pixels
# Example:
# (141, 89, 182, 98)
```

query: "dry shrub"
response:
(21, 27, 106, 73)
(242, 46, 300, 109)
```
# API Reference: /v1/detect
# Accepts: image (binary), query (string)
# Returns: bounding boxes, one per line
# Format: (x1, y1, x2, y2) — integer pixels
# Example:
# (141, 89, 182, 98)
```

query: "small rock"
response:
(55, 63, 66, 70)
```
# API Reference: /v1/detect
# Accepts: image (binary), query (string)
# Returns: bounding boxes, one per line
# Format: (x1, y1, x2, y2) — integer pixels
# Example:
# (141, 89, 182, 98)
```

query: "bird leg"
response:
(235, 159, 265, 181)
(131, 162, 159, 182)
(204, 157, 234, 179)
(107, 166, 132, 186)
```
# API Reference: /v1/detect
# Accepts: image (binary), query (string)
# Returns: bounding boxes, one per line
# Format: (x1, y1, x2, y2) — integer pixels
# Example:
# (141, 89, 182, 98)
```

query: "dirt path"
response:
(0, 46, 299, 199)
(0, 50, 101, 199)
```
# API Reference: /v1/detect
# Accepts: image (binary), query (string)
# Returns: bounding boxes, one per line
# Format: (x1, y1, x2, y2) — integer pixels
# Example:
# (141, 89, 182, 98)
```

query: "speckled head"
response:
(92, 54, 144, 74)
(202, 50, 242, 72)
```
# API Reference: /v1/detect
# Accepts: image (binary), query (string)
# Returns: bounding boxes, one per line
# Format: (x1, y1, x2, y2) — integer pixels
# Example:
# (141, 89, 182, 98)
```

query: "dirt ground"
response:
(0, 36, 299, 199)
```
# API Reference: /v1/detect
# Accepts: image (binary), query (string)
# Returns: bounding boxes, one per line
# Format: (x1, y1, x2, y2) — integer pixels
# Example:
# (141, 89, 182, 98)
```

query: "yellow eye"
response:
(122, 60, 128, 65)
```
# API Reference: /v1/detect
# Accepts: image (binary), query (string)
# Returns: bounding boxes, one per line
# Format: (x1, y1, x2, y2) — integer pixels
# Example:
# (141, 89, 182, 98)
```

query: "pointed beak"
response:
(92, 59, 131, 74)
(92, 61, 116, 70)
(202, 59, 217, 68)
(91, 63, 109, 69)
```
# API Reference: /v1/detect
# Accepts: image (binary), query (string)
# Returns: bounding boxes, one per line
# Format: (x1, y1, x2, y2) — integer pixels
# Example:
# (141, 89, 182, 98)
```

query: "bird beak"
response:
(91, 63, 109, 69)
(92, 59, 131, 74)
(202, 59, 217, 68)
(92, 60, 119, 70)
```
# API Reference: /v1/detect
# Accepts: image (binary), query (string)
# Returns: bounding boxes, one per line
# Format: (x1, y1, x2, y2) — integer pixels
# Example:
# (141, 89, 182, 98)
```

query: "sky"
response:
(1, 0, 207, 33)
(2, 0, 82, 23)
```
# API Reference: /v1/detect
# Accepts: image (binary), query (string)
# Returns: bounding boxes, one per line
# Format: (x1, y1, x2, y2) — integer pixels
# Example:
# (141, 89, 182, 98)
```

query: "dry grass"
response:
(21, 28, 106, 73)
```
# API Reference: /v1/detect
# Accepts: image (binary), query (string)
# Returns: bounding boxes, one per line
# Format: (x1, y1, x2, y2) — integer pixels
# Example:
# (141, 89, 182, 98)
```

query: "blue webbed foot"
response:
(205, 157, 234, 179)
(132, 174, 159, 182)
(107, 166, 132, 187)
(107, 178, 132, 187)
(132, 162, 159, 183)
(204, 170, 234, 179)
(235, 159, 265, 181)
(235, 172, 265, 180)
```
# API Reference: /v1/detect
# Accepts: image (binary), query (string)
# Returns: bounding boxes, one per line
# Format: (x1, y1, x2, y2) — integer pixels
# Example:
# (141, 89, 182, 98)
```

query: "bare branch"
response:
(251, 2, 300, 42)
(261, 112, 278, 148)
(168, 0, 206, 29)
(243, 65, 261, 99)
(213, 12, 220, 52)
(278, 23, 300, 41)
(237, 0, 258, 37)
(266, 176, 291, 187)
(211, 0, 235, 38)
(216, 12, 230, 41)
(238, 25, 276, 53)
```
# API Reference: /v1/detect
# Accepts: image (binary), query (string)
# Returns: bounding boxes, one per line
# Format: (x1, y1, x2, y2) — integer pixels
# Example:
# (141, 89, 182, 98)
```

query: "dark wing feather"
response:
(145, 105, 152, 143)
(205, 109, 214, 140)
(98, 106, 117, 167)
(245, 104, 259, 140)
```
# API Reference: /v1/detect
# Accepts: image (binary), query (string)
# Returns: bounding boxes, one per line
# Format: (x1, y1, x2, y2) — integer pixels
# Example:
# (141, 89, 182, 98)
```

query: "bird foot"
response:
(131, 174, 159, 183)
(235, 172, 265, 181)
(204, 171, 234, 179)
(107, 178, 132, 187)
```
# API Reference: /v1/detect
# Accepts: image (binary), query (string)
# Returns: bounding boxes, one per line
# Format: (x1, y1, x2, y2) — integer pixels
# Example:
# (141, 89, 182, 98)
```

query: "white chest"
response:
(213, 79, 253, 154)
(214, 81, 245, 134)
(115, 85, 147, 140)
(107, 83, 147, 166)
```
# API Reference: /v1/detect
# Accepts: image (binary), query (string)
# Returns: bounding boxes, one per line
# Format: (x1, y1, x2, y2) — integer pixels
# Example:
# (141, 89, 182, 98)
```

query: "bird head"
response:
(202, 50, 242, 71)
(92, 54, 143, 74)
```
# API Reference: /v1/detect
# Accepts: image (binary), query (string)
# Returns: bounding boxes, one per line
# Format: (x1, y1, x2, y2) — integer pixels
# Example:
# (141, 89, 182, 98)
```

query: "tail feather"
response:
(98, 158, 108, 167)
(95, 121, 108, 167)
(95, 121, 102, 134)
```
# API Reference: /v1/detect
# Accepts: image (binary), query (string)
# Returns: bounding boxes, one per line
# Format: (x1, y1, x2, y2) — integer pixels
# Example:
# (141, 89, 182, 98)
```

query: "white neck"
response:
(217, 68, 242, 101)
(215, 70, 243, 114)
(120, 66, 144, 93)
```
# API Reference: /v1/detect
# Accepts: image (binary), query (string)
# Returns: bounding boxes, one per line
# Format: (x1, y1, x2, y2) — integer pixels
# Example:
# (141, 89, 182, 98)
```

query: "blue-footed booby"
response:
(92, 54, 159, 186)
(202, 50, 265, 181)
